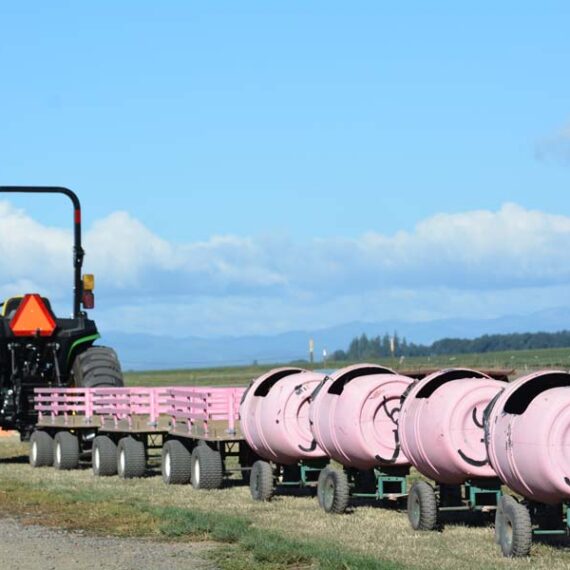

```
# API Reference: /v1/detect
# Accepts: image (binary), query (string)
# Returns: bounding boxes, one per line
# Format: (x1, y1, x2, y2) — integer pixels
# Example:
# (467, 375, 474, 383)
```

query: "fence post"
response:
(85, 389, 93, 423)
(227, 391, 236, 434)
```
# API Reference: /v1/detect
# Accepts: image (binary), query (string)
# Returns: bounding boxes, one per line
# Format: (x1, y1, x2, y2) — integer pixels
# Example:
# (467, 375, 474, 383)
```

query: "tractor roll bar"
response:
(0, 186, 84, 318)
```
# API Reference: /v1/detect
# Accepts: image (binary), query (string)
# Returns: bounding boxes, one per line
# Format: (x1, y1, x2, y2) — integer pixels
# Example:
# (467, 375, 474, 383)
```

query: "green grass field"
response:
(124, 345, 570, 387)
(2, 437, 569, 569)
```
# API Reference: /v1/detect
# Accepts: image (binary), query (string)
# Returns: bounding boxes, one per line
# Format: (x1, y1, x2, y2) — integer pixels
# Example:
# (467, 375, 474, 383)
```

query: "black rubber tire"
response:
(317, 466, 330, 508)
(407, 481, 438, 531)
(162, 440, 192, 485)
(495, 495, 532, 557)
(92, 435, 117, 476)
(72, 346, 124, 388)
(117, 436, 146, 479)
(29, 430, 54, 467)
(191, 445, 223, 490)
(317, 467, 350, 514)
(53, 431, 80, 470)
(250, 460, 274, 501)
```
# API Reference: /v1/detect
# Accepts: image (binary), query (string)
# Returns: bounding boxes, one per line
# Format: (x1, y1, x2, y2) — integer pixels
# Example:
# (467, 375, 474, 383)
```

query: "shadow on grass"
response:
(438, 510, 494, 528)
(534, 534, 570, 549)
(0, 454, 29, 465)
(270, 486, 317, 499)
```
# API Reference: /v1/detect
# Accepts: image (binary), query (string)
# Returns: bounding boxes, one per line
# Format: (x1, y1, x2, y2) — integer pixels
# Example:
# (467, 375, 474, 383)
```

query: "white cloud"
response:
(2, 200, 570, 334)
(87, 211, 176, 286)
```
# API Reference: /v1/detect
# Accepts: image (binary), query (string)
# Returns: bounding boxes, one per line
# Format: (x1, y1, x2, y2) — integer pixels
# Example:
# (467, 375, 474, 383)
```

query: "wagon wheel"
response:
(162, 439, 192, 485)
(407, 481, 438, 531)
(317, 467, 350, 514)
(53, 431, 80, 470)
(191, 444, 223, 490)
(250, 460, 274, 501)
(29, 430, 54, 468)
(92, 435, 117, 476)
(495, 495, 532, 557)
(117, 436, 146, 479)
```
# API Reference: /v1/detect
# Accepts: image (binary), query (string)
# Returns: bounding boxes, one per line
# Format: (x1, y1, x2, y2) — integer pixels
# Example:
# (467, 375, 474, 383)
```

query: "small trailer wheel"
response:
(92, 435, 117, 476)
(191, 445, 223, 490)
(317, 466, 330, 509)
(162, 440, 192, 485)
(250, 460, 274, 501)
(318, 467, 350, 514)
(30, 430, 54, 467)
(495, 495, 532, 557)
(407, 481, 438, 531)
(117, 436, 146, 479)
(53, 431, 80, 470)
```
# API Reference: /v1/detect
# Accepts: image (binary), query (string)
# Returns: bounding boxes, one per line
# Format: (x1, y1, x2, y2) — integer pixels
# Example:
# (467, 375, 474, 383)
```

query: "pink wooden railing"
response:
(34, 387, 169, 427)
(168, 387, 245, 436)
(91, 387, 173, 428)
(34, 386, 245, 435)
(35, 388, 94, 425)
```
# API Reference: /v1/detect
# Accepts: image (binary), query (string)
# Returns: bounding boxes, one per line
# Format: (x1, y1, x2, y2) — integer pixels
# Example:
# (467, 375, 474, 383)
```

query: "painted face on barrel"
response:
(456, 405, 489, 468)
(374, 396, 402, 464)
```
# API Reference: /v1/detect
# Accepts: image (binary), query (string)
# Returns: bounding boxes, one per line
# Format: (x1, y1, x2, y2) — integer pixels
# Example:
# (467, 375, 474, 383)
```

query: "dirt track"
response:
(0, 518, 215, 570)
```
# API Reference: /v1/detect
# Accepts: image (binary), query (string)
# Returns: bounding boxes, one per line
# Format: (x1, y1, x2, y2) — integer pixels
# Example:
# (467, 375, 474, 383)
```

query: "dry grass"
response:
(2, 438, 570, 569)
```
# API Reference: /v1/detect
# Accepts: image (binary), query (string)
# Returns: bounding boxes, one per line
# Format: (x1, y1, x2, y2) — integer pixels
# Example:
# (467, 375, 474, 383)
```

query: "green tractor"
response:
(0, 186, 123, 439)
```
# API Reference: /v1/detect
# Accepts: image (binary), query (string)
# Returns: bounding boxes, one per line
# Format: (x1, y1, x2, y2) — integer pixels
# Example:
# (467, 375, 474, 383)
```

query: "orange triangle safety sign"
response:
(9, 294, 56, 337)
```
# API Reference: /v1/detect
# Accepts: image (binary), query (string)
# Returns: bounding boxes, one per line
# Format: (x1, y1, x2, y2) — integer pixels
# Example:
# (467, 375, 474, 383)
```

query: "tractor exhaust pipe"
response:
(0, 186, 84, 318)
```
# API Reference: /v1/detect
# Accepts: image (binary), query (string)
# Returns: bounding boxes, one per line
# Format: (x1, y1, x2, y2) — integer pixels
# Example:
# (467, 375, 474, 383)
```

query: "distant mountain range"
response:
(102, 307, 570, 370)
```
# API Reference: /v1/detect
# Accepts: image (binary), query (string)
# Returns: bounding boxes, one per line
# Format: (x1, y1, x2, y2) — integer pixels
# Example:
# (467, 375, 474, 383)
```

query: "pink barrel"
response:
(240, 367, 327, 464)
(399, 369, 504, 484)
(485, 370, 570, 505)
(309, 363, 412, 469)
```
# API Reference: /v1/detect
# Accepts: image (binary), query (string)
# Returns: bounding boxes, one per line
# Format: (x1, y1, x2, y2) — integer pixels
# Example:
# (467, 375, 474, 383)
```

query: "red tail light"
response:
(82, 291, 95, 310)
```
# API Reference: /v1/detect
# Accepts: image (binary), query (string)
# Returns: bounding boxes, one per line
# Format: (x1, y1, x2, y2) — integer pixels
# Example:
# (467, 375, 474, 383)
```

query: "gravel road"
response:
(0, 517, 216, 570)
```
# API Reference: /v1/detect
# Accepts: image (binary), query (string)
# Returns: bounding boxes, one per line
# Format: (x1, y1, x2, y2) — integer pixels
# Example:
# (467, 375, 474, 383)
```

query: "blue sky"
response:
(1, 2, 570, 339)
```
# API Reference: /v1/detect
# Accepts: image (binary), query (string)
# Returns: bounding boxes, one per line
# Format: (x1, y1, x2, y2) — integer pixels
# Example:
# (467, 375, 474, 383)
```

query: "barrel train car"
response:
(27, 365, 570, 558)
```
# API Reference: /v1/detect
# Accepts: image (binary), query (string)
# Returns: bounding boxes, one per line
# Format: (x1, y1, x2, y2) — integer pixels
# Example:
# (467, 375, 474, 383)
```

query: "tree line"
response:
(332, 330, 570, 361)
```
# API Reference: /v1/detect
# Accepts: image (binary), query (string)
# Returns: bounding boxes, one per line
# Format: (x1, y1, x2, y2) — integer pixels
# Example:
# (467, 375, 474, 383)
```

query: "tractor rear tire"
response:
(162, 440, 192, 485)
(250, 460, 274, 501)
(495, 495, 532, 557)
(191, 445, 223, 490)
(72, 346, 124, 388)
(30, 430, 54, 467)
(117, 436, 146, 479)
(318, 467, 350, 514)
(92, 435, 117, 476)
(53, 431, 80, 470)
(407, 481, 439, 531)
